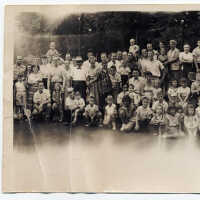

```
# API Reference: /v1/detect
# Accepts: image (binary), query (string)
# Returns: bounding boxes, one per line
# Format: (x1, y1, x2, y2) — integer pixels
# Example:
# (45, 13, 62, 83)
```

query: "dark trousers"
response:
(63, 109, 73, 123)
(121, 75, 128, 86)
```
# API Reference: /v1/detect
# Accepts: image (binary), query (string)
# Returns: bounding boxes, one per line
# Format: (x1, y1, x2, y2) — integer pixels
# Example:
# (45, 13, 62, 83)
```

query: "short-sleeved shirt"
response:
(177, 86, 190, 100)
(142, 60, 164, 77)
(28, 72, 42, 84)
(71, 67, 87, 81)
(118, 66, 131, 75)
(65, 97, 77, 110)
(129, 77, 146, 93)
(33, 89, 51, 105)
(15, 81, 26, 93)
(168, 87, 178, 97)
(152, 100, 168, 113)
(49, 65, 64, 83)
(107, 60, 121, 72)
(117, 91, 129, 105)
(85, 104, 99, 117)
(105, 103, 116, 116)
(167, 48, 180, 70)
(75, 98, 85, 109)
(109, 72, 121, 88)
(192, 47, 200, 63)
(179, 52, 193, 63)
(136, 106, 153, 120)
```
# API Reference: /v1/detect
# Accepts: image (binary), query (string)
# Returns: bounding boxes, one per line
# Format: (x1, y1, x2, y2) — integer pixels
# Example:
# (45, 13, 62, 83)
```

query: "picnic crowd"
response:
(13, 39, 200, 136)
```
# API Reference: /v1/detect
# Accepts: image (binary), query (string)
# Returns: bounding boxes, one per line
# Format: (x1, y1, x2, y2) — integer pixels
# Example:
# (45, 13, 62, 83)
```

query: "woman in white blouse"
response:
(179, 44, 195, 78)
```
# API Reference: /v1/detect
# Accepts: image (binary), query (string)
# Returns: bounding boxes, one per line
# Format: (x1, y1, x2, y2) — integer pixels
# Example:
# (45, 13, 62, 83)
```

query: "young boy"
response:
(128, 84, 141, 106)
(84, 96, 102, 127)
(109, 65, 122, 103)
(177, 77, 190, 109)
(117, 84, 129, 106)
(52, 82, 63, 122)
(135, 97, 153, 131)
(14, 74, 27, 120)
(152, 91, 168, 113)
(103, 95, 117, 130)
(72, 91, 85, 125)
(167, 79, 179, 107)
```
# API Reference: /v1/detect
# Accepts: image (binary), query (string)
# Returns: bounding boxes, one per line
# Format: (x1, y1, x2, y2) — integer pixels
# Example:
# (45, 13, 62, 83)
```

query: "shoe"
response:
(120, 124, 125, 131)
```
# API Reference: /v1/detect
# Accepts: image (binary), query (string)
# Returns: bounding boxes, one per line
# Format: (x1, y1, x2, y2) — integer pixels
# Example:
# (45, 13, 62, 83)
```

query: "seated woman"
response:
(119, 95, 136, 132)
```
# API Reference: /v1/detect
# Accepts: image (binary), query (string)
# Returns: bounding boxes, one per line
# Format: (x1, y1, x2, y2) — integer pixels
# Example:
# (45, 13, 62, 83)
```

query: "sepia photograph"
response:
(3, 4, 200, 192)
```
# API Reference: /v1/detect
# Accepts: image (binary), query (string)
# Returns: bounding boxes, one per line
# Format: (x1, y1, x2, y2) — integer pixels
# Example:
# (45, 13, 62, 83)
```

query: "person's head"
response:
(68, 88, 74, 99)
(87, 49, 94, 59)
(122, 51, 128, 61)
(159, 41, 165, 49)
(128, 52, 133, 60)
(75, 91, 81, 100)
(65, 53, 71, 61)
(111, 52, 117, 62)
(64, 60, 70, 70)
(38, 81, 44, 93)
(177, 105, 183, 114)
(89, 96, 95, 106)
(180, 77, 187, 87)
(122, 84, 128, 92)
(110, 65, 117, 75)
(147, 51, 154, 60)
(129, 84, 134, 92)
(156, 105, 163, 115)
(122, 95, 132, 107)
(169, 40, 177, 49)
(27, 65, 32, 73)
(100, 52, 107, 63)
(186, 104, 195, 116)
(106, 95, 113, 105)
(141, 49, 148, 58)
(49, 41, 56, 50)
(147, 43, 153, 51)
(76, 56, 83, 68)
(183, 44, 190, 53)
(145, 72, 152, 81)
(54, 82, 61, 91)
(52, 56, 59, 67)
(16, 56, 23, 65)
(117, 51, 122, 60)
(142, 97, 149, 108)
(130, 38, 135, 46)
(171, 79, 178, 88)
(32, 65, 40, 73)
(132, 69, 139, 78)
(197, 40, 200, 48)
(160, 47, 166, 55)
(157, 91, 164, 102)
(89, 55, 96, 66)
(167, 106, 176, 116)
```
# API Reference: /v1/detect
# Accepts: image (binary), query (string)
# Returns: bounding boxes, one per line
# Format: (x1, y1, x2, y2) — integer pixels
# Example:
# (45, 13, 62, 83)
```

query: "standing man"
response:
(107, 52, 121, 72)
(166, 40, 180, 80)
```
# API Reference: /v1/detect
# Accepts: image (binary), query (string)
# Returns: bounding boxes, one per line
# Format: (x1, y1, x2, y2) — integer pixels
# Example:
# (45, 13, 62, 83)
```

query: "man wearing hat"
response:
(71, 56, 87, 100)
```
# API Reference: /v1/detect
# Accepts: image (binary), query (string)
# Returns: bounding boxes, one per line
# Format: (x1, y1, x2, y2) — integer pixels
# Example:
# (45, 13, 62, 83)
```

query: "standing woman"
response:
(86, 55, 101, 105)
(27, 65, 42, 111)
(179, 44, 195, 78)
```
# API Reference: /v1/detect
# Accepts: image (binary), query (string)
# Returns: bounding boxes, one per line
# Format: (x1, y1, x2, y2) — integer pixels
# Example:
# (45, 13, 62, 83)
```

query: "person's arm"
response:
(168, 50, 180, 64)
(80, 99, 85, 110)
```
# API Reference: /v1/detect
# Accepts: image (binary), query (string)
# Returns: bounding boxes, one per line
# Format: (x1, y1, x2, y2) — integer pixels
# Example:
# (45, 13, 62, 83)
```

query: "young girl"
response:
(152, 79, 162, 103)
(184, 104, 200, 136)
(135, 97, 153, 131)
(84, 96, 102, 127)
(150, 105, 166, 136)
(167, 79, 179, 107)
(103, 95, 117, 130)
(152, 91, 168, 113)
(52, 82, 63, 122)
(109, 65, 122, 104)
(177, 78, 190, 109)
(128, 84, 141, 106)
(164, 106, 181, 137)
(72, 91, 85, 125)
(14, 74, 27, 120)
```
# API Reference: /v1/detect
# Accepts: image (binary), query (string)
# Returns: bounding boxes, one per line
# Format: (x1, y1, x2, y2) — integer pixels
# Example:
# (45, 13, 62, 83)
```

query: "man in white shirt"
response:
(193, 40, 200, 71)
(107, 52, 121, 72)
(32, 81, 51, 120)
(71, 56, 87, 100)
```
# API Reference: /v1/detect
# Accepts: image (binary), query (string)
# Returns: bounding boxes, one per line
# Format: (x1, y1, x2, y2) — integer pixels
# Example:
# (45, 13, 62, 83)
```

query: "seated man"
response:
(32, 81, 51, 120)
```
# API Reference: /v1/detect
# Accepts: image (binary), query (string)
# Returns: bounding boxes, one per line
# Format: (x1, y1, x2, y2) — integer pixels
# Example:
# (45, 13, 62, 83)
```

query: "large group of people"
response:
(13, 39, 200, 137)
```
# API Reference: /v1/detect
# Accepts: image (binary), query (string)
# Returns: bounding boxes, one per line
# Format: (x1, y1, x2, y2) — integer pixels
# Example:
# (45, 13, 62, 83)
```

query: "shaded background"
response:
(15, 11, 200, 61)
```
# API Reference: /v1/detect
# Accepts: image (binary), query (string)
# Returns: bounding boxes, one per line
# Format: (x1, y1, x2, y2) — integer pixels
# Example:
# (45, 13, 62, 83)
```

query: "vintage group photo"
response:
(4, 5, 200, 192)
